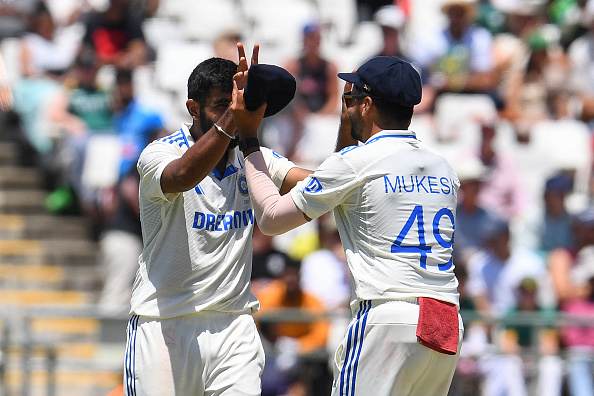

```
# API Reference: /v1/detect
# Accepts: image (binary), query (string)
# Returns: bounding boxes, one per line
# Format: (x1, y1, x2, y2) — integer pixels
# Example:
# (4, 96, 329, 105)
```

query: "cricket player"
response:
(232, 56, 464, 396)
(124, 45, 310, 395)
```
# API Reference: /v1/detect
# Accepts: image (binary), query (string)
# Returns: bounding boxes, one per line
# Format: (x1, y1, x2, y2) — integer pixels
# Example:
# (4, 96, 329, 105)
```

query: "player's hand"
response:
(236, 43, 259, 90)
(341, 80, 354, 115)
(231, 78, 266, 139)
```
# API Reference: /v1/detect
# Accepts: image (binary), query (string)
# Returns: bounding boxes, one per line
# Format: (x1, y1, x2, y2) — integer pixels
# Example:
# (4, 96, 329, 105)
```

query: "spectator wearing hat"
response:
(276, 22, 340, 163)
(453, 155, 495, 264)
(372, 5, 409, 60)
(371, 5, 432, 114)
(466, 213, 549, 316)
(566, 0, 594, 126)
(411, 0, 498, 109)
(548, 205, 594, 396)
(538, 172, 576, 252)
(234, 55, 463, 396)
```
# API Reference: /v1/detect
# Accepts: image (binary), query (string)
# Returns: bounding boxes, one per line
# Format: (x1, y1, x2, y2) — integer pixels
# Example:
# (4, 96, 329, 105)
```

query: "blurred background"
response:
(2, 0, 594, 395)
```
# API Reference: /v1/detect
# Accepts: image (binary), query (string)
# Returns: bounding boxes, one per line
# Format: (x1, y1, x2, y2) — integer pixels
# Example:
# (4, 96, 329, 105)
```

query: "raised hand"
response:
(231, 78, 266, 140)
(236, 43, 260, 90)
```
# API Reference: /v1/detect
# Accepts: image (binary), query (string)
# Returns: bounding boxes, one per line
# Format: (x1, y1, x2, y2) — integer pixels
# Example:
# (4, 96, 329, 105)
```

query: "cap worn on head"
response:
(374, 5, 405, 30)
(545, 173, 572, 194)
(455, 156, 487, 182)
(441, 0, 478, 13)
(337, 56, 422, 107)
(479, 214, 509, 241)
(243, 64, 297, 117)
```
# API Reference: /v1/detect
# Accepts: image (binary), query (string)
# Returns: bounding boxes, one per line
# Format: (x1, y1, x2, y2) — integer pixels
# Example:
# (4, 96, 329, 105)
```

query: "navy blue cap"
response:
(337, 56, 422, 107)
(545, 173, 572, 193)
(478, 214, 509, 241)
(243, 64, 296, 118)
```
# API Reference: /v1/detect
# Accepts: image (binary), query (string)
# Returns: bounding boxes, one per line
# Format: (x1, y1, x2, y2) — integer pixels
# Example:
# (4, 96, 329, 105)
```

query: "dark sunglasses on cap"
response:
(343, 91, 369, 107)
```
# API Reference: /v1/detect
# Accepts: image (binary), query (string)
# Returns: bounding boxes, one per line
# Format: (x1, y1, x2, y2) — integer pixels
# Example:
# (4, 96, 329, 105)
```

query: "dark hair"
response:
(354, 84, 414, 124)
(187, 57, 237, 104)
(372, 96, 414, 124)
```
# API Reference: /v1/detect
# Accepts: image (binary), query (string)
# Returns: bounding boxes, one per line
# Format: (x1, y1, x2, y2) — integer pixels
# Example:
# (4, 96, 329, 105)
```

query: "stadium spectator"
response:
(80, 0, 149, 69)
(251, 222, 299, 295)
(476, 119, 531, 223)
(255, 259, 330, 396)
(280, 21, 340, 161)
(19, 3, 78, 80)
(566, 0, 594, 126)
(452, 155, 493, 264)
(411, 0, 498, 109)
(550, 205, 594, 396)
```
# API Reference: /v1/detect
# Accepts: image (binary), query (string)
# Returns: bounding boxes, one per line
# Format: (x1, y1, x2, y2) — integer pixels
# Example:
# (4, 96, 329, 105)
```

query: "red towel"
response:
(416, 297, 459, 355)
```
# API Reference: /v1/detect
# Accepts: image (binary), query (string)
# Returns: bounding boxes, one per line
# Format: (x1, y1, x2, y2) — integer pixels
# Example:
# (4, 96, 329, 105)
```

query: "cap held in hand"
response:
(243, 64, 297, 117)
(338, 56, 422, 107)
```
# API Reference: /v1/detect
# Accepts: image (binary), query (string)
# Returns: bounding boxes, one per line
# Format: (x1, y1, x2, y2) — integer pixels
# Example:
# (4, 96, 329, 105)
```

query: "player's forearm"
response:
(244, 151, 308, 235)
(161, 112, 235, 193)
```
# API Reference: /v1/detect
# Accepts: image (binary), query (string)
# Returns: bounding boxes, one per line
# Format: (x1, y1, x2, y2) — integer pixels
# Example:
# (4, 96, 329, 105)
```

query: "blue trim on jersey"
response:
(212, 164, 238, 180)
(339, 301, 371, 395)
(125, 315, 139, 395)
(158, 129, 190, 148)
(272, 150, 285, 159)
(194, 185, 205, 195)
(366, 133, 417, 145)
(339, 145, 359, 155)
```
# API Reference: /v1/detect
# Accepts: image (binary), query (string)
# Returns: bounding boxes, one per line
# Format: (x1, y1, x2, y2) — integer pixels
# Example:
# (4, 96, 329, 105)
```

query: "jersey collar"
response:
(181, 123, 242, 180)
(365, 129, 417, 145)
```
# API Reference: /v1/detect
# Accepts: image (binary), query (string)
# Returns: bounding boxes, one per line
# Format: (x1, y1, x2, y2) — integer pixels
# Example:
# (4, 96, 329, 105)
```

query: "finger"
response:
(251, 43, 260, 65)
(342, 81, 353, 93)
(237, 43, 247, 72)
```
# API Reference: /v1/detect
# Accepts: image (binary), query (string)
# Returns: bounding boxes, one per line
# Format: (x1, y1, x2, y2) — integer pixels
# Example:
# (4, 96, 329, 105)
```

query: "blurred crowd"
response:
(2, 0, 594, 395)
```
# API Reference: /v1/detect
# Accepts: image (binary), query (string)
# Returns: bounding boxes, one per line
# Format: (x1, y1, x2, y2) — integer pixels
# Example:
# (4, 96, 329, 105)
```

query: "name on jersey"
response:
(384, 175, 456, 195)
(192, 209, 254, 231)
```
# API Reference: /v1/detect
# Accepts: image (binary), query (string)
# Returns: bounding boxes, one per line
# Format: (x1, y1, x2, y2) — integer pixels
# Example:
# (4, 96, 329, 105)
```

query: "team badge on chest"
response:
(238, 175, 249, 196)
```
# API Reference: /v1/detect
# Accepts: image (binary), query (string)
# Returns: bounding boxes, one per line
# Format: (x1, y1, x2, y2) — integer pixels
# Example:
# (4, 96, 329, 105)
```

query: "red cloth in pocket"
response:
(416, 297, 459, 355)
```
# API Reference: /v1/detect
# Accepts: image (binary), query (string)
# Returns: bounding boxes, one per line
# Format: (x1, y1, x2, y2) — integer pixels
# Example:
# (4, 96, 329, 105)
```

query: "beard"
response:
(200, 107, 238, 149)
(348, 114, 363, 142)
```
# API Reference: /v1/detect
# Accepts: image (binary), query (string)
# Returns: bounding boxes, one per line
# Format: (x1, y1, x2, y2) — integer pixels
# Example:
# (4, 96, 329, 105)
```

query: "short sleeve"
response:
(290, 152, 359, 220)
(137, 141, 179, 202)
(260, 146, 297, 189)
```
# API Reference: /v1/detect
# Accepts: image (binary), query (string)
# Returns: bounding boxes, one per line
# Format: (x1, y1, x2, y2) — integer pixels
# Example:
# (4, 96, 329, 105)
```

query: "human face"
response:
(198, 87, 232, 134)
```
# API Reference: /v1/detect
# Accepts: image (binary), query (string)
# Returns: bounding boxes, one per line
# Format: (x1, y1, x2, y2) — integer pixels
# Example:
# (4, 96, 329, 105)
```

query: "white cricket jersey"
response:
(291, 130, 461, 308)
(131, 123, 293, 319)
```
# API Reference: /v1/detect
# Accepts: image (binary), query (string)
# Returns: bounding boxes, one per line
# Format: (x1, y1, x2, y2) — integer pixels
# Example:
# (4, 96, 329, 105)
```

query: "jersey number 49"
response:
(391, 205, 454, 271)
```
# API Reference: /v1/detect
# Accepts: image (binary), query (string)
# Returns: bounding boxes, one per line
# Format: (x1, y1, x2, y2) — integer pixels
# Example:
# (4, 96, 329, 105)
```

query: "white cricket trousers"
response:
(124, 311, 265, 396)
(331, 299, 463, 396)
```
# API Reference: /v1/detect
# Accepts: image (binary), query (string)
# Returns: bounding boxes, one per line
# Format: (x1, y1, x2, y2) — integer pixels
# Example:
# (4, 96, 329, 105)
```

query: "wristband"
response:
(214, 123, 234, 139)
(239, 137, 260, 151)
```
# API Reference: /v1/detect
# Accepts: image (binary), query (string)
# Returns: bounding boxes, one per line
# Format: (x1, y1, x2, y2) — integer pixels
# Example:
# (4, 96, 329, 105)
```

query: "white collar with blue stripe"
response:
(180, 123, 241, 180)
(365, 129, 417, 145)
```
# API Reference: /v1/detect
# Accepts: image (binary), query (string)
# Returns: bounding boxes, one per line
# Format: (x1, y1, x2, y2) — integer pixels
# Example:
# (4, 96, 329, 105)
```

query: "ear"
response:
(186, 99, 200, 120)
(361, 96, 373, 117)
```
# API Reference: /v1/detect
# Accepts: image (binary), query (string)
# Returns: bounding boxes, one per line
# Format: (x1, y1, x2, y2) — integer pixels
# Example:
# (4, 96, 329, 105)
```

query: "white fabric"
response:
(331, 300, 462, 396)
(124, 311, 265, 395)
(290, 130, 461, 308)
(131, 123, 294, 319)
